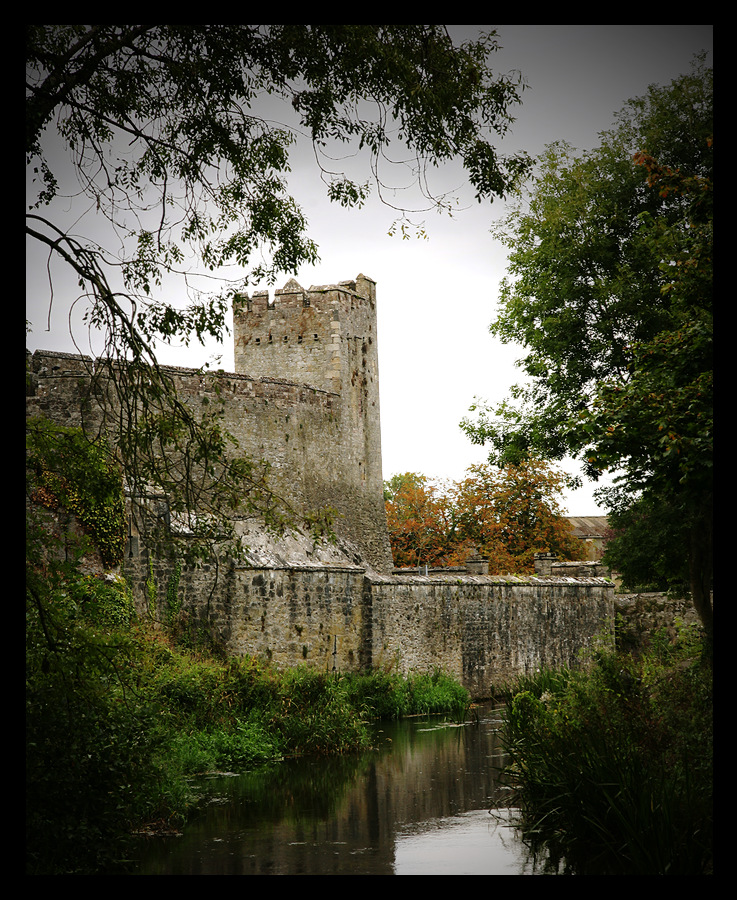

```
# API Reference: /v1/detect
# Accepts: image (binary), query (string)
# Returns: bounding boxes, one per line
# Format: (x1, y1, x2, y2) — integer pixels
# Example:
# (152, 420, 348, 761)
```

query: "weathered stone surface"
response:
(27, 274, 619, 696)
(123, 556, 615, 698)
(614, 591, 704, 653)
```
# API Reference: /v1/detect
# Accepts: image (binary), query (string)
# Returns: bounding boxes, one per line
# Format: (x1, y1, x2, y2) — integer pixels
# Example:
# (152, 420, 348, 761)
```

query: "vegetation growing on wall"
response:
(27, 416, 126, 567)
(26, 562, 471, 876)
(26, 423, 471, 874)
(26, 25, 533, 570)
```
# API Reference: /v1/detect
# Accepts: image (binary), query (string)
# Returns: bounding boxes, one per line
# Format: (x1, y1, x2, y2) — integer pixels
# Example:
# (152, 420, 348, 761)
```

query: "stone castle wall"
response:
(27, 276, 393, 572)
(232, 274, 389, 570)
(126, 554, 614, 698)
(368, 573, 613, 697)
(27, 273, 616, 695)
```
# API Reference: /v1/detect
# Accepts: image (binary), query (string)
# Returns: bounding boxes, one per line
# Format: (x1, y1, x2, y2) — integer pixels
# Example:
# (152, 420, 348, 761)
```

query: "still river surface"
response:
(132, 703, 547, 875)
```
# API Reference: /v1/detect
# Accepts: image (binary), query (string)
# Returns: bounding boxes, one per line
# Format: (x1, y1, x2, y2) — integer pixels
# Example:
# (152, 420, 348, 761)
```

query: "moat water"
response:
(131, 704, 548, 875)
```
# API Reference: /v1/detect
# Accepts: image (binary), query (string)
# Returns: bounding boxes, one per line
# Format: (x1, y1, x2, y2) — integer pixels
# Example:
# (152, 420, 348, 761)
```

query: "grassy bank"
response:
(26, 568, 470, 875)
(137, 631, 470, 777)
(499, 622, 712, 875)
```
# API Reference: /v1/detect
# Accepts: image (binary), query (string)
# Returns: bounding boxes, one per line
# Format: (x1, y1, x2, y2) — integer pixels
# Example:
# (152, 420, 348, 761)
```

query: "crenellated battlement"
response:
(27, 270, 617, 691)
(233, 272, 379, 410)
(234, 275, 375, 314)
(27, 273, 392, 572)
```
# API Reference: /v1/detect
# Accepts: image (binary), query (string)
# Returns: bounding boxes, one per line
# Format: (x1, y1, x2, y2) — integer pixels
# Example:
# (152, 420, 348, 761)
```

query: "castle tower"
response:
(232, 274, 392, 571)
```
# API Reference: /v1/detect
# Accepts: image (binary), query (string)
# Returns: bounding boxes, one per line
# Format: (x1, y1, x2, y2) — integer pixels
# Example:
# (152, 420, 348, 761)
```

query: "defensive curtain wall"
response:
(27, 274, 614, 697)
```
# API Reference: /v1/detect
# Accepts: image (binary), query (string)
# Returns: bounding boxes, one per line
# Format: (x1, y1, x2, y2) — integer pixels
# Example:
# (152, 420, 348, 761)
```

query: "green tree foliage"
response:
(461, 55, 712, 638)
(601, 493, 691, 593)
(26, 422, 165, 874)
(27, 416, 127, 567)
(25, 577, 165, 875)
(27, 24, 532, 558)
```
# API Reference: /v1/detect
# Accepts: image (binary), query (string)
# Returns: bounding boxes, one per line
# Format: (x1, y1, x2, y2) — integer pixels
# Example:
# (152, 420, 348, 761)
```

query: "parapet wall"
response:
(367, 573, 614, 697)
(125, 555, 614, 698)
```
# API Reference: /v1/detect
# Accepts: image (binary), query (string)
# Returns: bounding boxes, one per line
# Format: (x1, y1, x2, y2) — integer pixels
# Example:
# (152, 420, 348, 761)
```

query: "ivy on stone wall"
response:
(166, 559, 183, 622)
(26, 416, 127, 568)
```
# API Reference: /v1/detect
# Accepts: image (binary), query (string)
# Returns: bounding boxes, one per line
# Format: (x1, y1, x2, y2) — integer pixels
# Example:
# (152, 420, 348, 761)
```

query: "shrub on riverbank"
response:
(153, 656, 378, 775)
(500, 622, 712, 875)
(26, 567, 470, 874)
(143, 646, 470, 776)
(341, 668, 471, 720)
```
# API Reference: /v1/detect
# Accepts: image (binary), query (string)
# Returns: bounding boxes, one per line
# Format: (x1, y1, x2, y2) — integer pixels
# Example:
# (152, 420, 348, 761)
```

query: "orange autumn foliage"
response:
(385, 460, 584, 573)
(384, 473, 468, 569)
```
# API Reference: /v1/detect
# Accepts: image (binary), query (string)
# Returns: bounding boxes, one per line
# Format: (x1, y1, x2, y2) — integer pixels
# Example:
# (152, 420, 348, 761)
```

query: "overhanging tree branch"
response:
(27, 24, 533, 562)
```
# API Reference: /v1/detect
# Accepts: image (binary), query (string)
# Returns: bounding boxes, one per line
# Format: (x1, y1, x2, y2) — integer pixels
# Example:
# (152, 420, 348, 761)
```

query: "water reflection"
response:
(132, 705, 541, 875)
(394, 808, 531, 875)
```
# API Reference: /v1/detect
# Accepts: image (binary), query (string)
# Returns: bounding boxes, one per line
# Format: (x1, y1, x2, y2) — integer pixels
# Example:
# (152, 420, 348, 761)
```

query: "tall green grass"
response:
(340, 668, 471, 721)
(500, 623, 712, 875)
(150, 655, 471, 776)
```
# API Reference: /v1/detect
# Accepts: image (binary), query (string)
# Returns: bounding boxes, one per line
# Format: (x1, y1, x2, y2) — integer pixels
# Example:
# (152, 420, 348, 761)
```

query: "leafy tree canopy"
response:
(27, 24, 531, 350)
(462, 54, 711, 472)
(601, 492, 692, 594)
(385, 460, 583, 573)
(452, 459, 584, 573)
(26, 416, 127, 568)
(384, 472, 461, 569)
(27, 25, 532, 555)
(461, 54, 712, 640)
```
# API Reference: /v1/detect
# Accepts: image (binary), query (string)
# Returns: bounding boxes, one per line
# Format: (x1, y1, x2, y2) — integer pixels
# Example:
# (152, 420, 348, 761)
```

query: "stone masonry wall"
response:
(27, 275, 393, 573)
(28, 272, 616, 696)
(368, 573, 614, 697)
(27, 344, 392, 572)
(126, 554, 614, 699)
(232, 275, 390, 571)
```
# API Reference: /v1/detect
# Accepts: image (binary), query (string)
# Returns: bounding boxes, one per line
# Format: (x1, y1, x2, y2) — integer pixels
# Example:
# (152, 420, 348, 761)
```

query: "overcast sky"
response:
(26, 25, 713, 515)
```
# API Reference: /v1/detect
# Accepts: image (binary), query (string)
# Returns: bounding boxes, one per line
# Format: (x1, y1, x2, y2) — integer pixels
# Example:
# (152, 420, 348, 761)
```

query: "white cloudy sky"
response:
(26, 25, 713, 515)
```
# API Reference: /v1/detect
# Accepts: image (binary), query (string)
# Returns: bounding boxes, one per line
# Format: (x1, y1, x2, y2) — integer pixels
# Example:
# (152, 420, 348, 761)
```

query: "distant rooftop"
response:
(566, 516, 609, 538)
